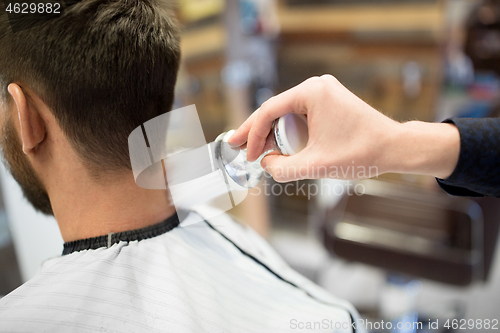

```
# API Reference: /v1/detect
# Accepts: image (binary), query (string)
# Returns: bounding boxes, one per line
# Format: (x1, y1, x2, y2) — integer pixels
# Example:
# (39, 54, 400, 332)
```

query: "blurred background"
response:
(1, 0, 500, 332)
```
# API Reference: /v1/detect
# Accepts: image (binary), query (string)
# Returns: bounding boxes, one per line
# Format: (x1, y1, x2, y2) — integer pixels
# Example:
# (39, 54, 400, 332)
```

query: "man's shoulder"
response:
(188, 206, 292, 270)
(0, 207, 359, 333)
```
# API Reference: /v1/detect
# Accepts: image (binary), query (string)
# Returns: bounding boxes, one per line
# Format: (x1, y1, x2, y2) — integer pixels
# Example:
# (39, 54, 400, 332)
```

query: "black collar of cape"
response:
(62, 212, 180, 255)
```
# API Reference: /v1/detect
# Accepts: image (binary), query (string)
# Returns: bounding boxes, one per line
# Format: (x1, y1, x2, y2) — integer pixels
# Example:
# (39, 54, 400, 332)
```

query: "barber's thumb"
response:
(261, 154, 306, 183)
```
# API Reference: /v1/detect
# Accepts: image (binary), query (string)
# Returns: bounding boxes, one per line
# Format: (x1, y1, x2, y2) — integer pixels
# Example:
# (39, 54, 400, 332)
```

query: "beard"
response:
(0, 115, 53, 215)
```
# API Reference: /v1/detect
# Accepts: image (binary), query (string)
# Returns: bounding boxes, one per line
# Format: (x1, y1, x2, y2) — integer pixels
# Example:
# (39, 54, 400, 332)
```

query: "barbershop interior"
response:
(1, 0, 500, 331)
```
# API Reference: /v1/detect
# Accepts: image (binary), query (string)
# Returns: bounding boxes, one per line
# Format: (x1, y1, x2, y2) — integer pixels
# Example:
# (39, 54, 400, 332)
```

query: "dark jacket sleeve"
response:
(436, 117, 500, 198)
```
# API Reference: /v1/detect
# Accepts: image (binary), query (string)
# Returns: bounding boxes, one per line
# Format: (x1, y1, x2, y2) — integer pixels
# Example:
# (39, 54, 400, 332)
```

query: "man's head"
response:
(0, 0, 181, 215)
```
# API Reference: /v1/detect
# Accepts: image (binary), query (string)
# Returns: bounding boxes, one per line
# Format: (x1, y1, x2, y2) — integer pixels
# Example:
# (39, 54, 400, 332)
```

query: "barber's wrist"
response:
(389, 121, 460, 179)
(434, 122, 460, 179)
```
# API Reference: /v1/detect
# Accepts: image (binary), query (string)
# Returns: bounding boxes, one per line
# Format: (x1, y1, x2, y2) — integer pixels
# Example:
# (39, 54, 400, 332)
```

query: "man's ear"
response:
(7, 83, 46, 155)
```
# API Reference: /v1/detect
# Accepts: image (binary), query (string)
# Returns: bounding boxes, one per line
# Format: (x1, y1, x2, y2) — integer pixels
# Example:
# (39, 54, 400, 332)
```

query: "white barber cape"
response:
(0, 206, 359, 333)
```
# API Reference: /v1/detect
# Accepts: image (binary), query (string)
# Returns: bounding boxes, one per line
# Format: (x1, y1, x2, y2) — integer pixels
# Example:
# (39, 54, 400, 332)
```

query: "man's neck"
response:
(48, 168, 175, 243)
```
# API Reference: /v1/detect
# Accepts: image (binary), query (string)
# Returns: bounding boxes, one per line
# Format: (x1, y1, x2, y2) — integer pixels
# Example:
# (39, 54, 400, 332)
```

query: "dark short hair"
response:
(0, 0, 180, 177)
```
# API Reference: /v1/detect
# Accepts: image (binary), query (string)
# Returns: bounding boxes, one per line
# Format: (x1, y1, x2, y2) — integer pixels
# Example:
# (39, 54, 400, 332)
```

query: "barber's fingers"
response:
(227, 108, 260, 146)
(261, 153, 311, 183)
(246, 87, 307, 161)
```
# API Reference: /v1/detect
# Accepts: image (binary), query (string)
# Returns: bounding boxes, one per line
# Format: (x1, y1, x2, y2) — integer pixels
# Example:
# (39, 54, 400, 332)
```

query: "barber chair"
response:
(317, 178, 500, 332)
(322, 178, 486, 286)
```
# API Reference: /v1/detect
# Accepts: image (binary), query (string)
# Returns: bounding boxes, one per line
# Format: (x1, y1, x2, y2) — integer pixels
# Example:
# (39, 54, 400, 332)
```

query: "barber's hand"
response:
(228, 75, 460, 183)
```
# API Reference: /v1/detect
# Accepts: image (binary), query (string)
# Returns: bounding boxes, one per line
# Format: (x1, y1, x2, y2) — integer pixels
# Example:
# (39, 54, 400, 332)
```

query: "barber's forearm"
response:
(231, 76, 462, 182)
(383, 121, 460, 179)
